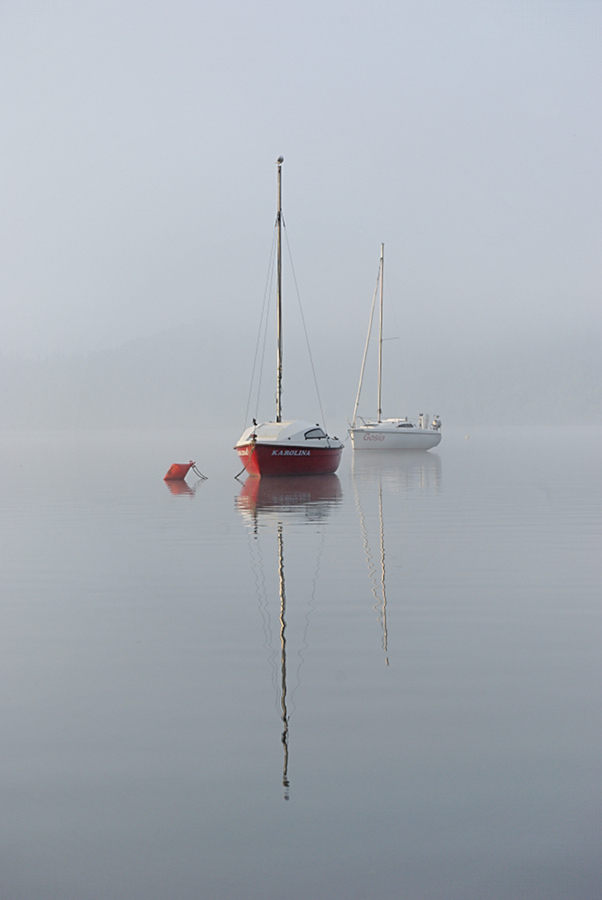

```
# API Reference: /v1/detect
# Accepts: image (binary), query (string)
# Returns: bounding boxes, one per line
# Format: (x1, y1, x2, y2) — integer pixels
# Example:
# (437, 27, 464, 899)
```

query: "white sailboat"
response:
(349, 244, 442, 451)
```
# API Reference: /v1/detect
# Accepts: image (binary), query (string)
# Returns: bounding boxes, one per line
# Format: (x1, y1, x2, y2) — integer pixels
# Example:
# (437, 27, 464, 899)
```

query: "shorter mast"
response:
(377, 243, 384, 423)
(351, 249, 382, 426)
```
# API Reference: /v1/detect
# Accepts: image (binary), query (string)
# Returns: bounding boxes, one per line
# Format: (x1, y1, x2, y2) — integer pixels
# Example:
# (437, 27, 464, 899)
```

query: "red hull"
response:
(236, 442, 342, 477)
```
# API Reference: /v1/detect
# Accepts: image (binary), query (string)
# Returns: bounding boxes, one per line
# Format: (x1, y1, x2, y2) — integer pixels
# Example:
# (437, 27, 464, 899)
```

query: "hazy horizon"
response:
(1, 0, 600, 428)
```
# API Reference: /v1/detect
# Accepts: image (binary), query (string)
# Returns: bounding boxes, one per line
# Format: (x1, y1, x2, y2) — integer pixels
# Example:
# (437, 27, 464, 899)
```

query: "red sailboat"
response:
(234, 158, 343, 477)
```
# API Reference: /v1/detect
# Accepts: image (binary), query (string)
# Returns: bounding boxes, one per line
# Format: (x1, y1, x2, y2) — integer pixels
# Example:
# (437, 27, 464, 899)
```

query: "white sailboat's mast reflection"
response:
(352, 452, 442, 663)
(353, 473, 390, 665)
(377, 481, 389, 666)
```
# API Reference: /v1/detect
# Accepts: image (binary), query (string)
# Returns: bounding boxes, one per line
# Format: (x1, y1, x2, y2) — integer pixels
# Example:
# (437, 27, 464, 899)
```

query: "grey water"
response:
(1, 426, 600, 900)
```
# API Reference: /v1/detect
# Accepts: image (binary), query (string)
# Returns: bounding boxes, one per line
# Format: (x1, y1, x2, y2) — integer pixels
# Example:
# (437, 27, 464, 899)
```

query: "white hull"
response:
(350, 422, 441, 451)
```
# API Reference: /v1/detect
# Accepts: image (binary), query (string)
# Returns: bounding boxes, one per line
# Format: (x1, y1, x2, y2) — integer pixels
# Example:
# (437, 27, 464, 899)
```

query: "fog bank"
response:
(1, 322, 598, 433)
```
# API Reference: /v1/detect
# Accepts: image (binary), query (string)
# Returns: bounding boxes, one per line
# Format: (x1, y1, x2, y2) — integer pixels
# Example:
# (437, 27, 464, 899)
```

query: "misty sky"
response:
(1, 0, 600, 368)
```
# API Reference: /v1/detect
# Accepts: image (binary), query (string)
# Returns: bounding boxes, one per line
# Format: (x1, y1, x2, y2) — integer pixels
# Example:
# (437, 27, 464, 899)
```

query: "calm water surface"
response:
(1, 426, 600, 900)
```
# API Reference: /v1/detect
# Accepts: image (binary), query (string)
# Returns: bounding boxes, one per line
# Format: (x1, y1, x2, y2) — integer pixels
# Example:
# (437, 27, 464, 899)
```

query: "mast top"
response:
(277, 156, 284, 164)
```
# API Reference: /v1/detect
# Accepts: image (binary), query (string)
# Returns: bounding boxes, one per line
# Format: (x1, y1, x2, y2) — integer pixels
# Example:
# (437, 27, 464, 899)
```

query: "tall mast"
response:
(276, 156, 284, 423)
(377, 243, 384, 423)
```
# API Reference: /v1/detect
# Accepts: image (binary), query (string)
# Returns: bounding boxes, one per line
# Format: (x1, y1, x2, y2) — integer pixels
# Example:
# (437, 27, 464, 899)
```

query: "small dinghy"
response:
(164, 461, 204, 481)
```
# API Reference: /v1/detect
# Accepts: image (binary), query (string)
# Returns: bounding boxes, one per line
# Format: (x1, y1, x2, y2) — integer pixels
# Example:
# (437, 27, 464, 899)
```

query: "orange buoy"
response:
(164, 461, 195, 481)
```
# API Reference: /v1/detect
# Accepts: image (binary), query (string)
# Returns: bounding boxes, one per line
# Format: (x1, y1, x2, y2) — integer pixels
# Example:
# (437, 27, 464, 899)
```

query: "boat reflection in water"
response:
(351, 451, 442, 664)
(351, 449, 442, 493)
(163, 478, 203, 497)
(237, 475, 343, 521)
(237, 474, 342, 799)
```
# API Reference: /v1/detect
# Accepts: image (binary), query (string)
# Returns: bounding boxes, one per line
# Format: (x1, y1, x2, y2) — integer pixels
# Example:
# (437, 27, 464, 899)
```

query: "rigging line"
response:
(384, 269, 407, 412)
(251, 233, 277, 425)
(290, 525, 326, 710)
(242, 231, 278, 429)
(255, 240, 277, 420)
(352, 263, 382, 425)
(282, 226, 328, 431)
(245, 525, 281, 696)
